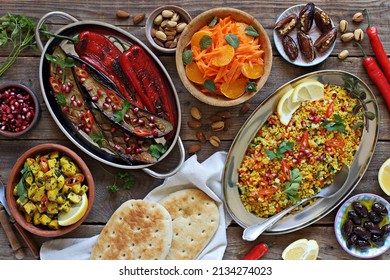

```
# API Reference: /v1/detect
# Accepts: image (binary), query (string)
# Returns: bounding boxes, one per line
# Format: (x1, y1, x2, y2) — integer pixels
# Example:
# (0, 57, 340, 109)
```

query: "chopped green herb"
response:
(90, 132, 107, 148)
(245, 80, 257, 93)
(283, 168, 303, 202)
(115, 172, 136, 190)
(16, 166, 31, 203)
(148, 143, 167, 159)
(321, 114, 346, 134)
(113, 99, 131, 123)
(56, 92, 67, 106)
(266, 139, 294, 160)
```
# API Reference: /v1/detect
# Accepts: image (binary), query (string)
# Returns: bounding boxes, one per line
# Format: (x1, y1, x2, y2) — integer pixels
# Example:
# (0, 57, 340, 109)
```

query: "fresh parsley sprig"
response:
(321, 114, 346, 134)
(283, 168, 302, 202)
(113, 99, 131, 123)
(98, 163, 136, 193)
(266, 139, 294, 160)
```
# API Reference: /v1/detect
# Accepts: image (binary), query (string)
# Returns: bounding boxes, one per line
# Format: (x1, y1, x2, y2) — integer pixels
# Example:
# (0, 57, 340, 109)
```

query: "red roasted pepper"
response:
(364, 9, 390, 83)
(242, 243, 269, 260)
(65, 174, 85, 186)
(39, 195, 49, 211)
(49, 76, 61, 93)
(325, 102, 334, 118)
(39, 156, 49, 173)
(119, 44, 177, 138)
(75, 31, 144, 108)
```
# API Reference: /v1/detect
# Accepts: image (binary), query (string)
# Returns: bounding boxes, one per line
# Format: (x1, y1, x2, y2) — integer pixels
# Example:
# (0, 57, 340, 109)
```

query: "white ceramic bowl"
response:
(334, 193, 390, 259)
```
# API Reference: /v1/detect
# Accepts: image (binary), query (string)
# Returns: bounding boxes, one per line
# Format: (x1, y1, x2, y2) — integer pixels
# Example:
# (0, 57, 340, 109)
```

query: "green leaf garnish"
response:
(148, 143, 167, 159)
(115, 172, 136, 190)
(266, 139, 294, 160)
(245, 26, 259, 37)
(208, 16, 218, 27)
(321, 114, 346, 134)
(199, 35, 212, 50)
(113, 99, 131, 123)
(225, 34, 239, 48)
(245, 80, 257, 93)
(90, 132, 107, 148)
(203, 80, 216, 92)
(16, 166, 31, 204)
(182, 49, 193, 65)
(283, 168, 303, 202)
(56, 92, 67, 106)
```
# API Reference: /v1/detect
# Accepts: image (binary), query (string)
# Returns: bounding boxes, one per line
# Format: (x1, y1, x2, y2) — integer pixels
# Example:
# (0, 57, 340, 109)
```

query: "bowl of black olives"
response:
(335, 193, 390, 259)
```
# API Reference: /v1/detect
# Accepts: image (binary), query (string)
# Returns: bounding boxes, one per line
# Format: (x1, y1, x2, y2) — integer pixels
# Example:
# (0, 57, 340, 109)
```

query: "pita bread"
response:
(159, 188, 219, 260)
(90, 199, 172, 260)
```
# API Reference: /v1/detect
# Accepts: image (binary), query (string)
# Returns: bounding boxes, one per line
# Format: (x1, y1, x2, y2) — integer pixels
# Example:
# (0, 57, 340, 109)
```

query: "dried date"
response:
(274, 14, 298, 36)
(298, 2, 315, 33)
(314, 10, 332, 32)
(314, 27, 337, 53)
(282, 35, 298, 60)
(297, 30, 315, 61)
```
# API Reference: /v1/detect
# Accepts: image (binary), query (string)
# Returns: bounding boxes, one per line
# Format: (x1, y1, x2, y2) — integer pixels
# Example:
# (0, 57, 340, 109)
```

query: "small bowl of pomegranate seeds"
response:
(0, 82, 41, 137)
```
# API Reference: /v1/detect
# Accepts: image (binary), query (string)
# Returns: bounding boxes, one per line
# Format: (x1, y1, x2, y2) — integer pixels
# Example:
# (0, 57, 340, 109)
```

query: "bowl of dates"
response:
(0, 82, 41, 138)
(334, 193, 390, 259)
(273, 2, 336, 67)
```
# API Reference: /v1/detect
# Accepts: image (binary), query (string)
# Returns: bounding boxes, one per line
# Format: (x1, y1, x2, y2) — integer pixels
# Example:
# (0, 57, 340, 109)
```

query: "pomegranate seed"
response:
(91, 96, 98, 102)
(133, 107, 139, 114)
(105, 97, 112, 103)
(97, 89, 104, 96)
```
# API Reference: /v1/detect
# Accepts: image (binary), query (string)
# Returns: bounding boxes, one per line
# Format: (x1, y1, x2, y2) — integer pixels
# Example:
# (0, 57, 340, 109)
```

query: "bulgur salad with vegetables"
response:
(238, 82, 365, 218)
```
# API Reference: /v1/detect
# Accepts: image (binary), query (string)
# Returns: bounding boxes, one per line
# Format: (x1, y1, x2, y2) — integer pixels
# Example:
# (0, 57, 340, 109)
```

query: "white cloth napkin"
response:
(40, 151, 231, 260)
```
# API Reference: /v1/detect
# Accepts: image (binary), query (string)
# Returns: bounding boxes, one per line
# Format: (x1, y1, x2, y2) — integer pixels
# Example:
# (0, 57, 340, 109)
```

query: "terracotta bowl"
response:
(0, 82, 41, 138)
(175, 8, 272, 107)
(6, 144, 95, 237)
(145, 5, 192, 54)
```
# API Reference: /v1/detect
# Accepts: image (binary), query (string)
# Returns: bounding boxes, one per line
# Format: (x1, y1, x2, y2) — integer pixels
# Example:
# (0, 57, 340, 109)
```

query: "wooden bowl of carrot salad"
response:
(175, 8, 272, 107)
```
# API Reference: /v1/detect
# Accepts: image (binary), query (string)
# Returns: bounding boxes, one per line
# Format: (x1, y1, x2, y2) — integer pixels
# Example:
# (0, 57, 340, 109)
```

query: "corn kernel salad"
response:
(237, 84, 364, 218)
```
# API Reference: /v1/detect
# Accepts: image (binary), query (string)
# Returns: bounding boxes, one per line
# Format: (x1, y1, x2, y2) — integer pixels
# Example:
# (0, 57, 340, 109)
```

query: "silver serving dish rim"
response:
(222, 70, 380, 234)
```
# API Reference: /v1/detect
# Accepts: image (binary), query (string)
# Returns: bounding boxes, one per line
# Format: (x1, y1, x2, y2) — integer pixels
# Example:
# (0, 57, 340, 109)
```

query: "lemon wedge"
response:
(277, 88, 300, 125)
(282, 238, 319, 260)
(378, 158, 390, 196)
(291, 79, 324, 102)
(58, 193, 88, 226)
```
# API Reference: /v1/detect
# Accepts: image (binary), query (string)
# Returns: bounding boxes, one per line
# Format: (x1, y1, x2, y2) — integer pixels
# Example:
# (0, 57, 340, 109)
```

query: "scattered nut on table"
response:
(116, 10, 129, 19)
(339, 19, 348, 33)
(352, 12, 364, 23)
(188, 143, 201, 154)
(341, 32, 354, 42)
(354, 28, 364, 42)
(209, 135, 221, 147)
(151, 9, 188, 49)
(190, 106, 202, 120)
(338, 49, 349, 60)
(133, 13, 145, 24)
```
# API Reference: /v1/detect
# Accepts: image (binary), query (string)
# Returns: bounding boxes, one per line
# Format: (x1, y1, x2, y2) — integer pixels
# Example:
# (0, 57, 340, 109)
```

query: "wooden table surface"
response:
(1, 0, 389, 260)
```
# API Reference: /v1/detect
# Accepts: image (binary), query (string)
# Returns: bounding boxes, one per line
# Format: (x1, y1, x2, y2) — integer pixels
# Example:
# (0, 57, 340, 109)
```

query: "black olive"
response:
(352, 201, 369, 218)
(381, 224, 390, 237)
(353, 226, 371, 241)
(368, 210, 383, 224)
(348, 210, 362, 225)
(355, 239, 371, 250)
(342, 219, 354, 237)
(372, 202, 388, 216)
(363, 221, 383, 235)
(346, 234, 357, 248)
(371, 234, 385, 247)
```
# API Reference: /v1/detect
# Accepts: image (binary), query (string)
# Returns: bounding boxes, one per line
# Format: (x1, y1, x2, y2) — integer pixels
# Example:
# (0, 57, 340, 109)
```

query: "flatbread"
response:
(90, 199, 172, 260)
(159, 188, 219, 260)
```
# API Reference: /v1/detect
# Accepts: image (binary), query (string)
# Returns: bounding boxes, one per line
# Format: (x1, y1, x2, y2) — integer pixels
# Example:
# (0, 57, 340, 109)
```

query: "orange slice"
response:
(185, 62, 205, 84)
(191, 30, 213, 49)
(211, 45, 235, 67)
(220, 78, 247, 99)
(241, 62, 264, 79)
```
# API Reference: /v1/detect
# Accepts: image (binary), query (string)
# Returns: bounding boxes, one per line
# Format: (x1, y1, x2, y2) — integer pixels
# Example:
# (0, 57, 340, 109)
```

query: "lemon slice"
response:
(277, 88, 300, 125)
(378, 158, 390, 196)
(58, 193, 88, 226)
(282, 238, 319, 260)
(291, 79, 324, 102)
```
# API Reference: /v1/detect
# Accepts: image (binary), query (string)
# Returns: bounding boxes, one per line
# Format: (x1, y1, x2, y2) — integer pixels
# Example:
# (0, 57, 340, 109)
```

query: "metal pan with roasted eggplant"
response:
(35, 11, 184, 178)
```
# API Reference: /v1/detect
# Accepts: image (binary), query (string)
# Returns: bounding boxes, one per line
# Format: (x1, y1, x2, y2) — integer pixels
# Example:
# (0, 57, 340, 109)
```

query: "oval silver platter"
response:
(222, 70, 379, 235)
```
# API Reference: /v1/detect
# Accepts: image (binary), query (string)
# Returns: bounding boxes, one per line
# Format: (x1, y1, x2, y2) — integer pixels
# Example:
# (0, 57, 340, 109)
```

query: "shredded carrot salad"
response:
(185, 16, 265, 99)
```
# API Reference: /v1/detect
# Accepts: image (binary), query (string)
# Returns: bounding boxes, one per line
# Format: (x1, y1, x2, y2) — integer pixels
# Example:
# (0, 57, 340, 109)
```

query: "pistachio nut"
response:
(162, 9, 174, 18)
(339, 19, 348, 33)
(338, 49, 349, 60)
(153, 14, 163, 25)
(209, 135, 221, 147)
(352, 12, 364, 23)
(354, 28, 364, 42)
(340, 32, 354, 42)
(176, 22, 187, 33)
(155, 30, 167, 41)
(171, 13, 180, 22)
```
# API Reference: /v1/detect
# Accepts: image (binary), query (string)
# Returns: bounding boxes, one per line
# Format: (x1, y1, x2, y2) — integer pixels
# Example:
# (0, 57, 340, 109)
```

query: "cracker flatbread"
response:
(159, 188, 219, 260)
(90, 199, 172, 260)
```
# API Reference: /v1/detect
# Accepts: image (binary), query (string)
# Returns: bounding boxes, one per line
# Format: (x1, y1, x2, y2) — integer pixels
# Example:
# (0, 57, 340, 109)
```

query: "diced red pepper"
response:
(74, 66, 89, 78)
(325, 139, 346, 147)
(133, 127, 153, 137)
(83, 110, 94, 129)
(65, 174, 85, 186)
(40, 195, 49, 211)
(257, 187, 278, 196)
(325, 102, 335, 118)
(49, 76, 61, 93)
(39, 156, 49, 173)
(106, 90, 122, 104)
(281, 160, 291, 181)
(300, 131, 309, 151)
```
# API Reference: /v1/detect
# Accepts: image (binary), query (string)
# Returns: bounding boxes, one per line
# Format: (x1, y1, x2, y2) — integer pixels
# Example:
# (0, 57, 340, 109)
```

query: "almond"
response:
(196, 131, 206, 143)
(133, 13, 145, 24)
(188, 143, 201, 154)
(209, 135, 221, 147)
(239, 102, 251, 115)
(187, 120, 202, 129)
(116, 10, 129, 19)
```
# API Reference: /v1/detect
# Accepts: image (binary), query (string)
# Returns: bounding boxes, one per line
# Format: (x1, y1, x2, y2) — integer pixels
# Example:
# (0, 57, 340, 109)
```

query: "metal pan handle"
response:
(35, 11, 79, 52)
(142, 137, 186, 179)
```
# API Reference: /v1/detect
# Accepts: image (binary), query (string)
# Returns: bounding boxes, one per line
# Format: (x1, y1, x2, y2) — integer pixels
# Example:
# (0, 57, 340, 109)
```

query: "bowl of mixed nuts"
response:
(145, 5, 192, 53)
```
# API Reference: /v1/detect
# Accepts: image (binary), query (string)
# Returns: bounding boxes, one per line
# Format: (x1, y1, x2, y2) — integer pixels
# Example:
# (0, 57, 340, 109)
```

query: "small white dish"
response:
(334, 193, 390, 259)
(273, 4, 336, 67)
